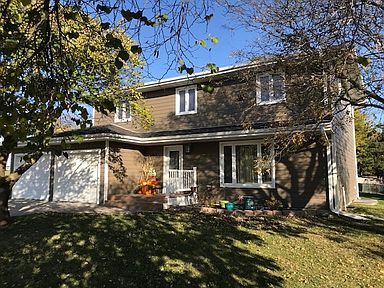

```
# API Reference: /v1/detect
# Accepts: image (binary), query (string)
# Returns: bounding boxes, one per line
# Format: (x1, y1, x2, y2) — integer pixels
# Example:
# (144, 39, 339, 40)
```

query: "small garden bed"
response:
(198, 206, 329, 217)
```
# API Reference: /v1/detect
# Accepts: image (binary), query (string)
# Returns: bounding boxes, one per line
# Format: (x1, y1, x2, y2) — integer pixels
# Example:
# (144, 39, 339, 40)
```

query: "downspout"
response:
(321, 126, 339, 214)
(351, 106, 360, 199)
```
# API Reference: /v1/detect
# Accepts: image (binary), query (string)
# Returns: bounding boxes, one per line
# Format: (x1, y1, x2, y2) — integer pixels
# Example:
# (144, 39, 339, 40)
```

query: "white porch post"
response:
(192, 167, 198, 203)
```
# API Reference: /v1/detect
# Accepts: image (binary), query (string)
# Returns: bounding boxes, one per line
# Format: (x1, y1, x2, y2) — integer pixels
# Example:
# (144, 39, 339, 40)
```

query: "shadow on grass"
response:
(349, 192, 384, 220)
(0, 212, 285, 288)
(296, 214, 384, 260)
(2, 211, 383, 287)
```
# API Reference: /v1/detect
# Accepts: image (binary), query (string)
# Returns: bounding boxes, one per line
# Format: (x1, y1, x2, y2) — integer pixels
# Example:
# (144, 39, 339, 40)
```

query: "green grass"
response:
(350, 193, 384, 219)
(1, 212, 383, 288)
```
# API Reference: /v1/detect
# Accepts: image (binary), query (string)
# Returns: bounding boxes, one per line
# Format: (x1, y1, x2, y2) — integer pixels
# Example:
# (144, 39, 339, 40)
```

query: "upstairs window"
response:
(176, 85, 197, 115)
(257, 74, 285, 104)
(114, 102, 131, 122)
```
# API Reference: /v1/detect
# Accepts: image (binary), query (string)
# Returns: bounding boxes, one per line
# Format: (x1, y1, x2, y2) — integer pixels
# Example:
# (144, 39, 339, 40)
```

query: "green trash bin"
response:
(243, 196, 255, 210)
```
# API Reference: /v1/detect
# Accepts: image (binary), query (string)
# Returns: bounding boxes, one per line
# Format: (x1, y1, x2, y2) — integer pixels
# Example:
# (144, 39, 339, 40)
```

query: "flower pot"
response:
(220, 200, 229, 209)
(225, 202, 235, 211)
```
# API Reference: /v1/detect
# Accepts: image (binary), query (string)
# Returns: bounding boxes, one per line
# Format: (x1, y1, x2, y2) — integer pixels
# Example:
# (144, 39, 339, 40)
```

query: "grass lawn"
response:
(349, 193, 384, 219)
(1, 212, 383, 288)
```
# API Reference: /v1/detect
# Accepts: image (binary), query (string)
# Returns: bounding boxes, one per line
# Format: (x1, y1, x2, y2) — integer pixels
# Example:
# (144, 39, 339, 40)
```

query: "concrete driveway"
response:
(8, 199, 125, 217)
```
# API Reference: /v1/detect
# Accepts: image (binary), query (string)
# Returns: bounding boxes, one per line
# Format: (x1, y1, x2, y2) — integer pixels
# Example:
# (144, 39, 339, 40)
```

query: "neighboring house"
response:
(10, 60, 359, 212)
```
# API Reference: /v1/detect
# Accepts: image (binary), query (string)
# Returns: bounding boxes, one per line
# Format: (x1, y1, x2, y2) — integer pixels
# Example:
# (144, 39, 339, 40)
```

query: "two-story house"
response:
(10, 60, 359, 212)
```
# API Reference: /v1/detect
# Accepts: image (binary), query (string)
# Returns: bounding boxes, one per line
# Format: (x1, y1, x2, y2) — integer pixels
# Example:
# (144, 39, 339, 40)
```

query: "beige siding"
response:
(93, 81, 292, 132)
(142, 146, 164, 180)
(106, 143, 164, 197)
(275, 144, 327, 209)
(107, 143, 145, 196)
(93, 112, 114, 127)
(102, 139, 327, 209)
(332, 102, 358, 209)
(184, 141, 327, 209)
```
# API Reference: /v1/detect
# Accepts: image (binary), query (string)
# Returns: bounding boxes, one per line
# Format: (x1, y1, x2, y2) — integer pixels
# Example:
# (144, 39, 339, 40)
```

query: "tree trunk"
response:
(0, 182, 11, 226)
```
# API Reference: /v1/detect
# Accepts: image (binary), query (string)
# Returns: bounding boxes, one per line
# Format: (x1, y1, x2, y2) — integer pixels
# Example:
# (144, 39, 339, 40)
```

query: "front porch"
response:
(163, 167, 198, 208)
(107, 167, 198, 212)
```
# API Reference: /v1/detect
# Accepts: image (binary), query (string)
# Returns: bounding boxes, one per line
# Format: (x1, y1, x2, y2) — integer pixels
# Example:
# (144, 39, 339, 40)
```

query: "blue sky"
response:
(139, 9, 259, 81)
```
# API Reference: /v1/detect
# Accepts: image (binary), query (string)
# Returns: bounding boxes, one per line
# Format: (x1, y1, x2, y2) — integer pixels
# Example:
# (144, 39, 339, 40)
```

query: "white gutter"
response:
(321, 126, 339, 214)
(14, 123, 331, 148)
(321, 125, 371, 219)
(139, 61, 277, 92)
(44, 123, 331, 147)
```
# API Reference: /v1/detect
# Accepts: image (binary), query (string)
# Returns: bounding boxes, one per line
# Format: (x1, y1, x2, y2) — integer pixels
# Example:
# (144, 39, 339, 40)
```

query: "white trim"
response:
(97, 149, 101, 204)
(46, 123, 331, 147)
(139, 61, 278, 92)
(175, 85, 197, 115)
(219, 140, 275, 189)
(91, 107, 95, 126)
(163, 145, 183, 194)
(103, 140, 109, 204)
(6, 152, 13, 171)
(322, 127, 336, 212)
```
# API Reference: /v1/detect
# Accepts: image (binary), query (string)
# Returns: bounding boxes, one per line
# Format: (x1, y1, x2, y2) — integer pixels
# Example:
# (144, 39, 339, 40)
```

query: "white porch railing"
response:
(166, 167, 197, 193)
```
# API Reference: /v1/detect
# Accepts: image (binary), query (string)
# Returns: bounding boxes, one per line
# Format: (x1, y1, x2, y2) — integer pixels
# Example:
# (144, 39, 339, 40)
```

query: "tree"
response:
(354, 110, 384, 177)
(0, 0, 216, 225)
(220, 0, 384, 110)
(0, 1, 147, 225)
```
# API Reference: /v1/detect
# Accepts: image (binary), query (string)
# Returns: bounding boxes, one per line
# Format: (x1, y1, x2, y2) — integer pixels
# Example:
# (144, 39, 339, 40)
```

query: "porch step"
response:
(106, 200, 164, 212)
(107, 194, 166, 212)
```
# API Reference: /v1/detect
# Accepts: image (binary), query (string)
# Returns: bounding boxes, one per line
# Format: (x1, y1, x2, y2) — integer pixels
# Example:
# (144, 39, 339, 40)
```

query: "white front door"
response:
(163, 145, 183, 194)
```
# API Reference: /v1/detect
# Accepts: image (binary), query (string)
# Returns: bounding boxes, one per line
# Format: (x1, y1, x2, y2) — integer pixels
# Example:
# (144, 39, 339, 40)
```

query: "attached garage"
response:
(11, 150, 102, 204)
(12, 153, 51, 201)
(53, 150, 100, 203)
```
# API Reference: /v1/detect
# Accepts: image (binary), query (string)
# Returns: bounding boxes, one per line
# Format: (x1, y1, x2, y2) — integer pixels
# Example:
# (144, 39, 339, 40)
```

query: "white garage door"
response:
(53, 150, 100, 203)
(12, 154, 51, 200)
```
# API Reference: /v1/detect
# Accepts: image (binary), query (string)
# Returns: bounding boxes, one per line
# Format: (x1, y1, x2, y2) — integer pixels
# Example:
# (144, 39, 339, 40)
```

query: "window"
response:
(220, 141, 275, 188)
(176, 85, 197, 115)
(257, 74, 285, 104)
(13, 154, 25, 171)
(114, 102, 131, 122)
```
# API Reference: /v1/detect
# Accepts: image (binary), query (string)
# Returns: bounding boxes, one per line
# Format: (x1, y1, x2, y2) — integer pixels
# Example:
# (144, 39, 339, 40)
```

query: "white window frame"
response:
(175, 85, 197, 115)
(114, 102, 132, 123)
(256, 73, 285, 105)
(219, 140, 275, 188)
